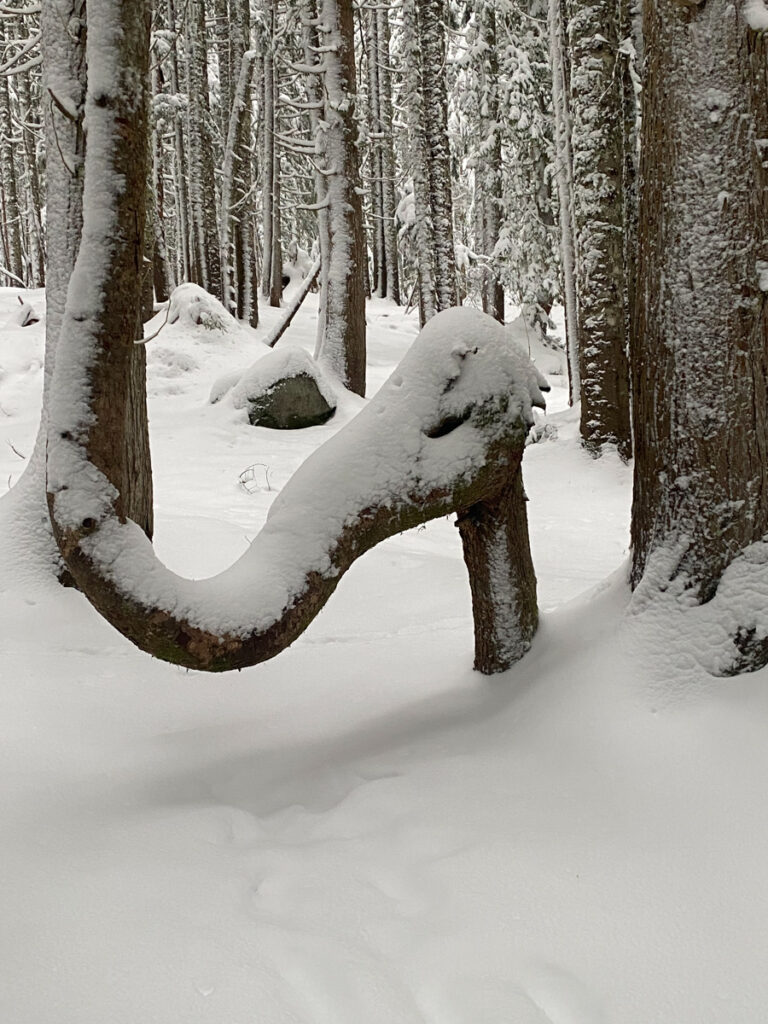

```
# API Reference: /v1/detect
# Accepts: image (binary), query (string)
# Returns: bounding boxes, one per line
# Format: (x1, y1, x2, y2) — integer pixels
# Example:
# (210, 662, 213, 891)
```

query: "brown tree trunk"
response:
(567, 0, 632, 459)
(458, 470, 538, 674)
(47, 0, 153, 543)
(630, 1, 768, 631)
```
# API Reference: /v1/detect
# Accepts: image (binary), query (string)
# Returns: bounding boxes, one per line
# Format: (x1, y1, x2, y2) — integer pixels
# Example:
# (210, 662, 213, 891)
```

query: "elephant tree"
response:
(45, 0, 548, 676)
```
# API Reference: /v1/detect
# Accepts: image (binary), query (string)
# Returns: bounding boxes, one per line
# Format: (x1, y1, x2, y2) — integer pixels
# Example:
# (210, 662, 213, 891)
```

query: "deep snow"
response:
(2, 287, 768, 1023)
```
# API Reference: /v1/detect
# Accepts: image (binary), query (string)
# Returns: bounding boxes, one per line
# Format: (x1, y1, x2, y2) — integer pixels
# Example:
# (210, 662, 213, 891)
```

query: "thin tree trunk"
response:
(567, 0, 631, 458)
(549, 0, 580, 405)
(377, 4, 400, 305)
(315, 0, 367, 396)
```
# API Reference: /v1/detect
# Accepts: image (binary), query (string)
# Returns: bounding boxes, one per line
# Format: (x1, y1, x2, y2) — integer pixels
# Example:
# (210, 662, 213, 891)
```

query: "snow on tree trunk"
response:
(220, 49, 256, 317)
(46, 0, 154, 552)
(314, 0, 367, 397)
(0, 16, 24, 285)
(366, 6, 385, 298)
(376, 4, 400, 306)
(474, 2, 504, 324)
(630, 0, 768, 642)
(566, 0, 631, 458)
(402, 0, 458, 327)
(299, 0, 331, 352)
(165, 0, 192, 284)
(184, 0, 222, 299)
(458, 469, 538, 673)
(0, 0, 87, 588)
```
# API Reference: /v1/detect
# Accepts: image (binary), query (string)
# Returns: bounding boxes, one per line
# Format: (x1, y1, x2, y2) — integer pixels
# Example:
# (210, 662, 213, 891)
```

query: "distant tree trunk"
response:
(0, 17, 24, 284)
(630, 1, 768, 668)
(402, 0, 457, 326)
(299, 0, 331, 352)
(366, 7, 386, 298)
(13, 22, 46, 287)
(165, 0, 192, 283)
(566, 0, 631, 458)
(260, 1, 283, 308)
(376, 4, 400, 305)
(151, 60, 174, 303)
(185, 0, 222, 298)
(475, 1, 504, 324)
(548, 0, 579, 404)
(314, 0, 367, 396)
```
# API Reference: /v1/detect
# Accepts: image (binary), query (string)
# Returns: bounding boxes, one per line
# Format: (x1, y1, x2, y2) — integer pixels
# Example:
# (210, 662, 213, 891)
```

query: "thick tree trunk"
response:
(567, 0, 632, 458)
(630, 2, 768, 627)
(458, 470, 538, 673)
(46, 0, 153, 543)
(0, 0, 87, 587)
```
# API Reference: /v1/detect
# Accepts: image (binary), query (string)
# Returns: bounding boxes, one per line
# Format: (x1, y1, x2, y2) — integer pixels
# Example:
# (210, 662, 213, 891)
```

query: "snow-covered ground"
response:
(2, 287, 767, 1023)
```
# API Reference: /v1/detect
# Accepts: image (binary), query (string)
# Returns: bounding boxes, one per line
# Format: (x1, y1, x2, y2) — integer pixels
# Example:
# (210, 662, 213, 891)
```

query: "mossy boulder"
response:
(246, 372, 336, 430)
(222, 345, 338, 430)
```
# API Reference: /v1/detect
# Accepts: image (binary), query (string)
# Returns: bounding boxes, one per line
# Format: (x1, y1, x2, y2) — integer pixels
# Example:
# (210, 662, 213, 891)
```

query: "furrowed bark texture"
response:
(630, 2, 768, 608)
(567, 0, 632, 457)
(458, 470, 538, 674)
(315, 0, 367, 397)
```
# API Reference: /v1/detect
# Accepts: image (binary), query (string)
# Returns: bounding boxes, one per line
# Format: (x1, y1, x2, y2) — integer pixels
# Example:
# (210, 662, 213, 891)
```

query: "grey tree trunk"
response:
(548, 0, 579, 404)
(376, 4, 400, 306)
(314, 0, 367, 397)
(185, 0, 222, 298)
(630, 1, 768, 668)
(0, 17, 24, 284)
(474, 2, 504, 324)
(402, 0, 457, 327)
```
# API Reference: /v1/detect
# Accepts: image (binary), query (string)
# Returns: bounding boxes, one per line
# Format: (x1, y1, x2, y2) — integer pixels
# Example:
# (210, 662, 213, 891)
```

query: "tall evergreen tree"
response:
(630, 0, 768, 673)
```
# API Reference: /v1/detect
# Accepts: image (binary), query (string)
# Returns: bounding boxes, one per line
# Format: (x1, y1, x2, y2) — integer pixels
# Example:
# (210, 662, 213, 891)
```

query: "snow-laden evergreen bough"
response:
(44, 0, 548, 674)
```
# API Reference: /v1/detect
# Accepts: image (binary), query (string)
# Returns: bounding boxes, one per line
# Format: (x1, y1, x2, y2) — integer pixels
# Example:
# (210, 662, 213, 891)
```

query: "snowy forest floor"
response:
(2, 286, 767, 1023)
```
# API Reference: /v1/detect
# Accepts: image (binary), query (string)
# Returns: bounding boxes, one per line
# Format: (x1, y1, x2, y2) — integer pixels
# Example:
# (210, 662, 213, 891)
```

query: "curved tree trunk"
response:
(45, 1, 547, 677)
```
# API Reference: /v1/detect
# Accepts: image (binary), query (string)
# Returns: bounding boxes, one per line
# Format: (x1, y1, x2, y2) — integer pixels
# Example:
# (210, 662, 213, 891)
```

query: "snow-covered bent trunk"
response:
(50, 303, 546, 671)
(46, 1, 546, 674)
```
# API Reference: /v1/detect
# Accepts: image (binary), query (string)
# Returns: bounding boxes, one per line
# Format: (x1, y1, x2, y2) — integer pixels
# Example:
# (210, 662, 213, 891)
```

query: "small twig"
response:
(239, 463, 272, 493)
(7, 441, 26, 460)
(135, 300, 171, 345)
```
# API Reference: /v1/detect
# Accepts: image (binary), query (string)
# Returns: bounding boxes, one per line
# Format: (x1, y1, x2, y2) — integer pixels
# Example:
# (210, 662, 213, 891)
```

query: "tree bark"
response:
(314, 0, 367, 397)
(458, 469, 538, 673)
(566, 0, 632, 458)
(630, 1, 768, 629)
(46, 0, 153, 544)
